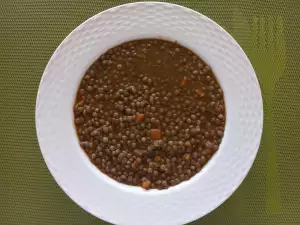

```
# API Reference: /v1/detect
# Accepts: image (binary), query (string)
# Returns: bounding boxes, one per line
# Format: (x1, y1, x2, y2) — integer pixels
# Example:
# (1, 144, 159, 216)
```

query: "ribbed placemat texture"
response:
(1, 0, 300, 224)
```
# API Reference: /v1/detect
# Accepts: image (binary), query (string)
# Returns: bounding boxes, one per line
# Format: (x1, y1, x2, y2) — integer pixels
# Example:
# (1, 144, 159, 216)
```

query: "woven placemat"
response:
(1, 0, 300, 224)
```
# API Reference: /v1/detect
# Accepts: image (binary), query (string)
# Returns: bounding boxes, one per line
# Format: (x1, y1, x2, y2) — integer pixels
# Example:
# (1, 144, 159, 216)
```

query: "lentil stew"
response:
(73, 39, 226, 190)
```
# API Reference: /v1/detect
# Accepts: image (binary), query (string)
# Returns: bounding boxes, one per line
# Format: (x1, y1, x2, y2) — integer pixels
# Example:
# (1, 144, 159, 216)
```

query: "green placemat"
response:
(1, 0, 300, 224)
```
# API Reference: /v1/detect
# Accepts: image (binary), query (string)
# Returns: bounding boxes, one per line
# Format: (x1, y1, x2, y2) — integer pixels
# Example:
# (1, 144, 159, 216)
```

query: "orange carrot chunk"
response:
(154, 156, 161, 162)
(141, 179, 151, 189)
(195, 88, 204, 97)
(136, 113, 145, 122)
(131, 161, 137, 169)
(77, 100, 84, 105)
(151, 129, 161, 140)
(180, 77, 188, 88)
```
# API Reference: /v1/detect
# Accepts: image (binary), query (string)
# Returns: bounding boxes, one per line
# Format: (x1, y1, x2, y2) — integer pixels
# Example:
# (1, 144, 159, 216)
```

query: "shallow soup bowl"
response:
(36, 2, 263, 225)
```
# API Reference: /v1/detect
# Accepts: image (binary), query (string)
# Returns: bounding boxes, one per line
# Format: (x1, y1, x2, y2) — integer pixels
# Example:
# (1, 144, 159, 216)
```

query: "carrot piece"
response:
(141, 179, 151, 189)
(151, 129, 161, 140)
(180, 76, 188, 88)
(131, 161, 137, 169)
(77, 100, 84, 105)
(136, 113, 145, 122)
(154, 156, 161, 162)
(195, 88, 204, 97)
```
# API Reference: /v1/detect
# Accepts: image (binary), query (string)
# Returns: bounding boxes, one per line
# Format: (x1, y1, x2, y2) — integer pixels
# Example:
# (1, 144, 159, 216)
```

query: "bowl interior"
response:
(36, 2, 263, 225)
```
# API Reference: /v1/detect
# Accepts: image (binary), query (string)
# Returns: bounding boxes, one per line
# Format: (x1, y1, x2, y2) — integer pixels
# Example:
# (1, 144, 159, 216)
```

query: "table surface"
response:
(1, 0, 300, 224)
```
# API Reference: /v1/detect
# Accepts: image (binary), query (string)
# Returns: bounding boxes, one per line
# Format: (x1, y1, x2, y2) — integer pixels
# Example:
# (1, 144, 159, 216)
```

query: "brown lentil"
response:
(74, 39, 226, 190)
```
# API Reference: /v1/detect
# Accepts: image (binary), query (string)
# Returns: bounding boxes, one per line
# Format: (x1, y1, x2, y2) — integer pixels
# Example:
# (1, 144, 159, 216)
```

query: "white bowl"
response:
(36, 2, 263, 225)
